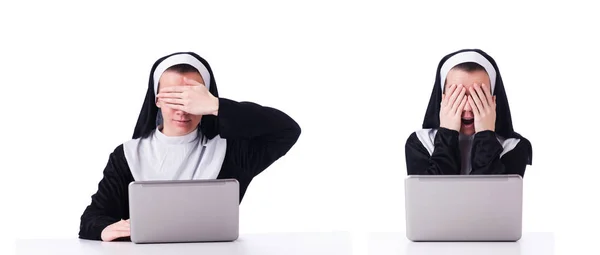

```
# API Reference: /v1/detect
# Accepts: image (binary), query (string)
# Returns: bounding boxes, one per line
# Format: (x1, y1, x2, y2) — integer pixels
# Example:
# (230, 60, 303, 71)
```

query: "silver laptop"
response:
(128, 179, 239, 244)
(405, 175, 523, 242)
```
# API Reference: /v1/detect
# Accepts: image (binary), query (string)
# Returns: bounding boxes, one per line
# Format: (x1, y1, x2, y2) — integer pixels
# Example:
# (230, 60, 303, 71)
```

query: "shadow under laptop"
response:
(367, 232, 554, 255)
(405, 240, 522, 255)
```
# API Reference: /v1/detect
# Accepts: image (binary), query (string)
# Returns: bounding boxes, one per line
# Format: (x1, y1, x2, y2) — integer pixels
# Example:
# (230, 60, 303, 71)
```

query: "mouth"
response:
(461, 118, 474, 125)
(174, 120, 191, 123)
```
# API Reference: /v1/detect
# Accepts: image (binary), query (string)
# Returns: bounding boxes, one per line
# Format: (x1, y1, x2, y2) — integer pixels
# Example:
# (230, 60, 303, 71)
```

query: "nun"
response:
(79, 52, 301, 241)
(405, 49, 532, 177)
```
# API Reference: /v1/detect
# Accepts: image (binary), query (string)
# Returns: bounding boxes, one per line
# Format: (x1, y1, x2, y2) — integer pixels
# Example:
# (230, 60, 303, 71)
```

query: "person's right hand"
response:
(439, 84, 467, 132)
(101, 219, 130, 242)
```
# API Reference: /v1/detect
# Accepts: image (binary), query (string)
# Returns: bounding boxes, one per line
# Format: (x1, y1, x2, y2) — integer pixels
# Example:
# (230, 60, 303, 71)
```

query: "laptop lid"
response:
(405, 175, 523, 242)
(128, 179, 239, 243)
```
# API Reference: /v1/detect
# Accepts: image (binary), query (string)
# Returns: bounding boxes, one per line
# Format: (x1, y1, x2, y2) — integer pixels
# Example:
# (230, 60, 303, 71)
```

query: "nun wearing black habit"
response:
(78, 52, 301, 241)
(405, 49, 532, 177)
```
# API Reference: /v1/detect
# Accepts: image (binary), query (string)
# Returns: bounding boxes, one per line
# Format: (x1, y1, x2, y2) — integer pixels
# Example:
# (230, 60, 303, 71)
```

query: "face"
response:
(156, 71, 205, 136)
(444, 68, 491, 136)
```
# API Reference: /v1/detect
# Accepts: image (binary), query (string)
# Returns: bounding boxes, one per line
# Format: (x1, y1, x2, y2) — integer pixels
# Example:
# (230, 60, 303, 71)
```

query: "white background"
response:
(1, 0, 599, 254)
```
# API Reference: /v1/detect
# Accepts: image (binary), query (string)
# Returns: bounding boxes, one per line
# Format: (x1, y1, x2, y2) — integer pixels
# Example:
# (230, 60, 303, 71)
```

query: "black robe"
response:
(405, 49, 532, 177)
(78, 52, 301, 241)
(405, 128, 530, 176)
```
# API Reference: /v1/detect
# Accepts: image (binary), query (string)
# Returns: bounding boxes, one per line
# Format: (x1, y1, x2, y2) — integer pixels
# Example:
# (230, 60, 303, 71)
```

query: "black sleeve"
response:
(469, 131, 530, 177)
(216, 98, 301, 177)
(79, 145, 132, 241)
(405, 128, 462, 175)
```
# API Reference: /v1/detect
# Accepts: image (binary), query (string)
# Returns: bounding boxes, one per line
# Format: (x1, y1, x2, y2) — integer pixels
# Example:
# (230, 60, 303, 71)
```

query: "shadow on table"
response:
(16, 232, 353, 255)
(368, 232, 554, 255)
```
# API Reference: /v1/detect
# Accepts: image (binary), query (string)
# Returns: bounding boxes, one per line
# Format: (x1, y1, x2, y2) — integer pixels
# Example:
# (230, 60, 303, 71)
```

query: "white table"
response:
(16, 232, 353, 255)
(367, 232, 555, 255)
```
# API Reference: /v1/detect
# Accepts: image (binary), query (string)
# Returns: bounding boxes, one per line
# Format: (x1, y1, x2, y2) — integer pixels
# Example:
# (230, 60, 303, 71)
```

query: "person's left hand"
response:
(157, 77, 219, 116)
(467, 83, 496, 133)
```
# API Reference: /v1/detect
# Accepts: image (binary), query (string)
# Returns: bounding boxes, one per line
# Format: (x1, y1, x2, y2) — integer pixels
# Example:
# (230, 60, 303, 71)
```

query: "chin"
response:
(166, 124, 193, 134)
(178, 127, 197, 134)
(461, 129, 475, 136)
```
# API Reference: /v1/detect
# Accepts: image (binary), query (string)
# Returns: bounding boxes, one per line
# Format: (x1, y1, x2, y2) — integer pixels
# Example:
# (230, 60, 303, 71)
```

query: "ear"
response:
(493, 95, 496, 103)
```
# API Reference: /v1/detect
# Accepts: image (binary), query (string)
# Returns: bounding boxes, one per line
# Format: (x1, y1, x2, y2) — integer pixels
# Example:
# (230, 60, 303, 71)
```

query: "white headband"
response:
(439, 51, 496, 93)
(152, 53, 211, 96)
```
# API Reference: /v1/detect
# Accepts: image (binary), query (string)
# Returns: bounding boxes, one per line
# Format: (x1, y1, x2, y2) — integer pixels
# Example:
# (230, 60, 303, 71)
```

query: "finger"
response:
(104, 230, 130, 241)
(183, 77, 205, 87)
(448, 84, 463, 107)
(163, 103, 187, 112)
(112, 226, 131, 232)
(467, 95, 480, 117)
(113, 222, 130, 230)
(450, 87, 466, 113)
(157, 92, 184, 99)
(158, 86, 191, 93)
(442, 84, 457, 106)
(113, 230, 131, 238)
(482, 83, 494, 106)
(111, 227, 131, 233)
(469, 87, 485, 113)
(456, 95, 468, 116)
(158, 98, 185, 105)
(473, 84, 489, 109)
(446, 84, 457, 97)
